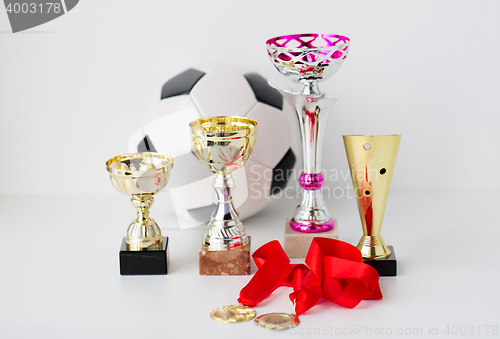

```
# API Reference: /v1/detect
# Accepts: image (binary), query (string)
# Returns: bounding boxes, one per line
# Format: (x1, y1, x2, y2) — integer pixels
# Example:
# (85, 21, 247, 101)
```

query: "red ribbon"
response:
(238, 238, 382, 315)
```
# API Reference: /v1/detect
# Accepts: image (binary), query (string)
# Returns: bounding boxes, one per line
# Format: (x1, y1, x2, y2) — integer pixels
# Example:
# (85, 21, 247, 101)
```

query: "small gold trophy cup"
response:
(106, 152, 173, 275)
(190, 116, 257, 275)
(343, 135, 400, 276)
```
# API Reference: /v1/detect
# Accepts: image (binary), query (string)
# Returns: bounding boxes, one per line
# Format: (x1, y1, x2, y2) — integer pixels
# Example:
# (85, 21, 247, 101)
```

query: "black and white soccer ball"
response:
(128, 65, 296, 227)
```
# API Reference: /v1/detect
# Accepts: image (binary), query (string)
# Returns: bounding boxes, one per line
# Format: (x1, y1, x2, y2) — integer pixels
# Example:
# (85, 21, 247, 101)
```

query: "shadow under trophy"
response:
(266, 33, 350, 257)
(190, 116, 257, 275)
(343, 135, 400, 276)
(106, 152, 173, 275)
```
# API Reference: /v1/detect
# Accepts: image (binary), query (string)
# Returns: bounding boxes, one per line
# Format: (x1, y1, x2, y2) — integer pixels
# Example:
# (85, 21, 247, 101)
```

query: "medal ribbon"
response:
(238, 238, 383, 315)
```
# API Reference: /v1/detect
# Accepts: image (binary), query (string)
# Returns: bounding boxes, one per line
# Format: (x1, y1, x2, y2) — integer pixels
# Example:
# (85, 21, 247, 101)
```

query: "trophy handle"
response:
(126, 195, 163, 251)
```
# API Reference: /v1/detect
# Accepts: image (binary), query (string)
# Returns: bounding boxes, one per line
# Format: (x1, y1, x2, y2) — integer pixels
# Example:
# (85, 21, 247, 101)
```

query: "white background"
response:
(1, 1, 499, 338)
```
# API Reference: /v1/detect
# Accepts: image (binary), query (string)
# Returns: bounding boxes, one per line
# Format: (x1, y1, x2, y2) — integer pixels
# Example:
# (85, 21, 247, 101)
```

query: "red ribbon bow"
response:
(238, 238, 382, 315)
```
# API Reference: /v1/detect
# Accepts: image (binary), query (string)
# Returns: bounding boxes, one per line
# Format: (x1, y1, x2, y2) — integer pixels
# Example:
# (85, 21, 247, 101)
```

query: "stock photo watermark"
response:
(290, 324, 499, 336)
(3, 0, 79, 32)
(247, 166, 383, 200)
(166, 163, 389, 230)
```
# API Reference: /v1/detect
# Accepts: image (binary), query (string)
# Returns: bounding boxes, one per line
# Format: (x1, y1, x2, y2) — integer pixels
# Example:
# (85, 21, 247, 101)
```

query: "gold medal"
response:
(254, 313, 300, 330)
(210, 305, 256, 323)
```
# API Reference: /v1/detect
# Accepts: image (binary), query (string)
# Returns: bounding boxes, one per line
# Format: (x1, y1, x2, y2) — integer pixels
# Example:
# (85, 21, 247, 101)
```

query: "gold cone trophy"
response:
(190, 116, 257, 275)
(343, 135, 400, 276)
(106, 152, 173, 275)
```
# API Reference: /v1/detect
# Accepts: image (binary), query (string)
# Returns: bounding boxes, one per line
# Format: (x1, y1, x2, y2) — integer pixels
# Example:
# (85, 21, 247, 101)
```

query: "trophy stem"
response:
(276, 87, 338, 232)
(301, 81, 323, 97)
(126, 195, 163, 251)
(204, 172, 248, 251)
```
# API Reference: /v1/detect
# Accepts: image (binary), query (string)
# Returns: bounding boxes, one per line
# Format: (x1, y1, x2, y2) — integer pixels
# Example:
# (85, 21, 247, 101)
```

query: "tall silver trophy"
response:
(266, 34, 350, 257)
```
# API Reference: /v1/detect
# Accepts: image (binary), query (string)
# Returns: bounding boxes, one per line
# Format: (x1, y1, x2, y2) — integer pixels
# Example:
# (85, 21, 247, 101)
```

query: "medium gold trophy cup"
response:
(343, 135, 400, 276)
(106, 152, 173, 275)
(190, 116, 257, 275)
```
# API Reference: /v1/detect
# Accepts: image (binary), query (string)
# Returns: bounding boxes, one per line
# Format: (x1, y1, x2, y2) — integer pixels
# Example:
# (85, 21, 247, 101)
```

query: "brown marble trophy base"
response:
(199, 237, 251, 275)
(284, 219, 338, 258)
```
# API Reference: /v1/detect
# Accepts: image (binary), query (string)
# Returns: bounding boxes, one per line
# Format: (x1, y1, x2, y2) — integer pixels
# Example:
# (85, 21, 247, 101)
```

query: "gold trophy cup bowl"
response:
(106, 152, 173, 251)
(190, 116, 257, 252)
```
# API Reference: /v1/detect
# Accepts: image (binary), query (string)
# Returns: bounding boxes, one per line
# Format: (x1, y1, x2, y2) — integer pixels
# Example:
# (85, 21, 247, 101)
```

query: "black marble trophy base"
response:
(363, 246, 397, 277)
(119, 237, 168, 275)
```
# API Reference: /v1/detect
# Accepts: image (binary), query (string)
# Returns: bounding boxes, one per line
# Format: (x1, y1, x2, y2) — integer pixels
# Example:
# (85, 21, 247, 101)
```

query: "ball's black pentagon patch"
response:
(137, 135, 157, 153)
(161, 68, 206, 99)
(187, 204, 216, 222)
(270, 148, 296, 195)
(244, 73, 283, 110)
(65, 0, 79, 11)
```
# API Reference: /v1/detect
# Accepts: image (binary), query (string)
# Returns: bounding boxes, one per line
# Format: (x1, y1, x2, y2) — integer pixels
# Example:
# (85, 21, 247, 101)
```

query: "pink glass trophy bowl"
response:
(266, 33, 350, 233)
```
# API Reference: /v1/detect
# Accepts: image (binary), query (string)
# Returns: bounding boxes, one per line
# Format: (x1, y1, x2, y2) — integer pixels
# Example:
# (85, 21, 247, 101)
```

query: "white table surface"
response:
(0, 190, 498, 338)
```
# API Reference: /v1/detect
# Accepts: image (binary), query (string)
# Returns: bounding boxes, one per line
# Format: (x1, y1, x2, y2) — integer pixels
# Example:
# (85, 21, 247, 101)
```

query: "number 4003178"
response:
(5, 2, 62, 14)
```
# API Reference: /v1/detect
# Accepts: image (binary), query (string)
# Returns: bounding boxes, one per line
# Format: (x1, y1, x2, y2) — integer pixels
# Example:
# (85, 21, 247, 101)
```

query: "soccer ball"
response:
(128, 64, 296, 228)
